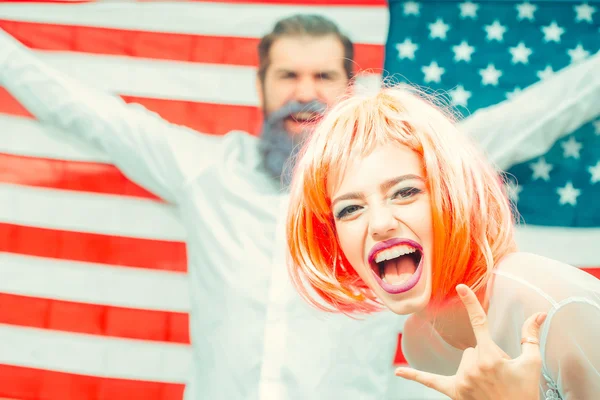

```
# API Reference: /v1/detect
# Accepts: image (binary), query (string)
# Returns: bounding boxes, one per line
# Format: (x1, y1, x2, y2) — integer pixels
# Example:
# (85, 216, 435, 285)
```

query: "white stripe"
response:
(33, 50, 260, 106)
(515, 225, 600, 267)
(0, 183, 186, 241)
(0, 114, 110, 162)
(22, 50, 381, 106)
(0, 2, 389, 45)
(0, 252, 190, 312)
(0, 324, 191, 382)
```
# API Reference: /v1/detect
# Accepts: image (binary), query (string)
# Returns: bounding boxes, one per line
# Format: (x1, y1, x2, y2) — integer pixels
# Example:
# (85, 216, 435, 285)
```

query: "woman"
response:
(285, 85, 600, 399)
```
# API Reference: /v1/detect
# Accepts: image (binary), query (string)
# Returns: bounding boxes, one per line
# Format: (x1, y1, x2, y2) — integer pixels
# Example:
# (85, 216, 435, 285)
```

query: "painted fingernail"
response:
(536, 313, 547, 325)
(456, 284, 468, 296)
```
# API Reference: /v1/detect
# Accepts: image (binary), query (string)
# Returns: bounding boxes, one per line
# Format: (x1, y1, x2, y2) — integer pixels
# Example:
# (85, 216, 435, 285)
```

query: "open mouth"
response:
(368, 239, 424, 295)
(284, 111, 322, 134)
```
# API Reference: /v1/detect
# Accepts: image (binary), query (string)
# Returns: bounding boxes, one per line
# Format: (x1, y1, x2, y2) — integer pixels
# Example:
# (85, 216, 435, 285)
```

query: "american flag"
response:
(0, 1, 597, 400)
(0, 1, 401, 400)
(385, 0, 600, 271)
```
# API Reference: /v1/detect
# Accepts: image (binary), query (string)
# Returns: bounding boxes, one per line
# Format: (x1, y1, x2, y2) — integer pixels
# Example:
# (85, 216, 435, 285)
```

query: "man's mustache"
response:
(258, 100, 327, 188)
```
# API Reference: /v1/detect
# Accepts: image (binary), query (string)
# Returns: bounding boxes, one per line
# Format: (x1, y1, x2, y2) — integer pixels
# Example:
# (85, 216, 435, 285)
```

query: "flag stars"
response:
(449, 85, 472, 107)
(452, 41, 475, 62)
(537, 65, 555, 80)
(561, 136, 582, 159)
(574, 3, 596, 23)
(403, 1, 421, 16)
(429, 19, 451, 40)
(530, 158, 554, 181)
(568, 44, 590, 63)
(506, 181, 523, 203)
(593, 119, 600, 135)
(459, 2, 479, 19)
(479, 64, 502, 86)
(422, 61, 445, 83)
(541, 21, 565, 43)
(589, 161, 600, 184)
(506, 87, 522, 100)
(484, 20, 507, 42)
(509, 42, 532, 64)
(516, 2, 537, 21)
(557, 182, 581, 206)
(396, 39, 418, 60)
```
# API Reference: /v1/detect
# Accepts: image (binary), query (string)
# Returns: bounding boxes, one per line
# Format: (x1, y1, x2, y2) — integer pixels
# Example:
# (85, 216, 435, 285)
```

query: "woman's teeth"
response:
(374, 245, 417, 264)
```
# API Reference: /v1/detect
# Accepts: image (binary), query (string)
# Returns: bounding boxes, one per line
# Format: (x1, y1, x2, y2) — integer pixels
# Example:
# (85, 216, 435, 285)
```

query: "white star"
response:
(506, 87, 522, 100)
(588, 161, 600, 185)
(422, 61, 445, 83)
(506, 181, 523, 203)
(449, 85, 472, 107)
(459, 1, 479, 19)
(574, 3, 596, 23)
(404, 1, 421, 16)
(589, 161, 600, 184)
(557, 181, 581, 206)
(516, 2, 537, 21)
(479, 64, 502, 86)
(484, 20, 507, 42)
(541, 21, 565, 43)
(429, 18, 451, 40)
(396, 38, 418, 60)
(509, 42, 533, 64)
(452, 41, 475, 62)
(530, 158, 554, 181)
(537, 65, 555, 80)
(594, 119, 600, 135)
(568, 44, 590, 63)
(561, 136, 582, 159)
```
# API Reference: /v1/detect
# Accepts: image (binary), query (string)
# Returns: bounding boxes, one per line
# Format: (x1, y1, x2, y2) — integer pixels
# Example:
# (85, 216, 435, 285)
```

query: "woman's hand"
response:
(395, 284, 547, 400)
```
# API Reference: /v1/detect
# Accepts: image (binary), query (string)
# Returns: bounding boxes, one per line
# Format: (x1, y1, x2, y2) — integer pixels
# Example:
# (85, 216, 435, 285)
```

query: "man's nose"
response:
(294, 78, 319, 103)
(368, 206, 398, 239)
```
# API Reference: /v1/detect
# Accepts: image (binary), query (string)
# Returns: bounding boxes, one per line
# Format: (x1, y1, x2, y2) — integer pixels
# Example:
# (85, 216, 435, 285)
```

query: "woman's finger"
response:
(395, 367, 454, 398)
(519, 312, 547, 360)
(456, 284, 493, 345)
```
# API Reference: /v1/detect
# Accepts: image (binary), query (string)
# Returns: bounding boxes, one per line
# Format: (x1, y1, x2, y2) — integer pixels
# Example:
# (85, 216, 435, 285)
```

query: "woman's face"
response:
(329, 143, 434, 315)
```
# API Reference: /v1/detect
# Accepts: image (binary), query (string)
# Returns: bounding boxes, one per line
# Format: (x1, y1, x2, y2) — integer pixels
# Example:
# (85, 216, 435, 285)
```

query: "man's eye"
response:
(336, 205, 361, 219)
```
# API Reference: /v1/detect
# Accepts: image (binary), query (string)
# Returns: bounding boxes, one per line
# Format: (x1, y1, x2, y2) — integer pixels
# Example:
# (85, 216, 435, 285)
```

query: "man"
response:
(0, 15, 405, 400)
(1, 13, 598, 400)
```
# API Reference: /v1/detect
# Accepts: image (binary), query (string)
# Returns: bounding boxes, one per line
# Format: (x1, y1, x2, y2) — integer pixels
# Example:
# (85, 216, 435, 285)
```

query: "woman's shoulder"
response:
(491, 251, 600, 306)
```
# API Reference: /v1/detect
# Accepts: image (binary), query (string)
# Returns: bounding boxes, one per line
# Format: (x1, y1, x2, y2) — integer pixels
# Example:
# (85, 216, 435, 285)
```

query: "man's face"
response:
(257, 35, 349, 135)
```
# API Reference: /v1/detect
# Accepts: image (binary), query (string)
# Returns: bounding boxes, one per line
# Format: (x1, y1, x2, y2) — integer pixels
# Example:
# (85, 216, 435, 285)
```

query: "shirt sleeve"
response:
(541, 297, 600, 400)
(0, 28, 222, 204)
(457, 51, 600, 172)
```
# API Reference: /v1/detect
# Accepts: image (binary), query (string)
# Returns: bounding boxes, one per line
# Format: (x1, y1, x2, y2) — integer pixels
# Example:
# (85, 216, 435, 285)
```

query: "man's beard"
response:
(258, 100, 326, 189)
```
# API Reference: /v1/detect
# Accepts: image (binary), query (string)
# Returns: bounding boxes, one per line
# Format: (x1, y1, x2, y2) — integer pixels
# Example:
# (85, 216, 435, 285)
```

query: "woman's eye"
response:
(336, 205, 361, 219)
(392, 187, 422, 199)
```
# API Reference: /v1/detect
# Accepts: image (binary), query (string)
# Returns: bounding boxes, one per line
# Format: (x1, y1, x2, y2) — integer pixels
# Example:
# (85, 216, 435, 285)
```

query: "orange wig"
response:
(285, 84, 518, 315)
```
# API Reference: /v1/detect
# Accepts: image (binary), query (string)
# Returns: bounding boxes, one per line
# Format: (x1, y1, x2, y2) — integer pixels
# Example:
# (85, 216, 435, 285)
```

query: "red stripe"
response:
(4, 0, 385, 4)
(0, 364, 184, 400)
(157, 0, 386, 5)
(393, 333, 407, 365)
(0, 293, 190, 344)
(0, 88, 262, 136)
(0, 223, 187, 272)
(0, 153, 160, 200)
(0, 20, 384, 72)
(584, 267, 600, 280)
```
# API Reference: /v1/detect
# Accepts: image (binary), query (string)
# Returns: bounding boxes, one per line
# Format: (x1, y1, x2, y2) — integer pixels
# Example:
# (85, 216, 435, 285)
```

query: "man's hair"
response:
(258, 14, 354, 82)
(285, 85, 518, 315)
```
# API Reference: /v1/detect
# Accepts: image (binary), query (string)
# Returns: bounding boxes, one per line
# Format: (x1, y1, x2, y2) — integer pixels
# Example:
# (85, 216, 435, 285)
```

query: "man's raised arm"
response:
(458, 52, 600, 172)
(0, 29, 221, 204)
